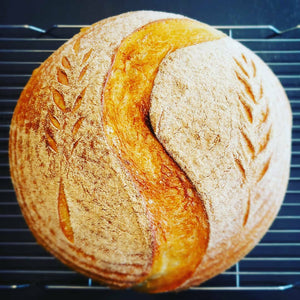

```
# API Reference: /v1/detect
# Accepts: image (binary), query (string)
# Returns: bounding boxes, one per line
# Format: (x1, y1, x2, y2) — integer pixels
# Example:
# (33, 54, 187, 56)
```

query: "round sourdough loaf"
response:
(9, 11, 292, 293)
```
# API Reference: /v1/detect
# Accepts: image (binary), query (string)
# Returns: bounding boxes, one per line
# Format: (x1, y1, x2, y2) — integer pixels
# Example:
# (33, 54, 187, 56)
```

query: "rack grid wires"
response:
(0, 23, 299, 291)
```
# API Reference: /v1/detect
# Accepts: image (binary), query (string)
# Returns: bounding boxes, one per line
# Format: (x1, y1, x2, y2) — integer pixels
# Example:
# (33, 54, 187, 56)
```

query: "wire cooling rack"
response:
(0, 24, 299, 292)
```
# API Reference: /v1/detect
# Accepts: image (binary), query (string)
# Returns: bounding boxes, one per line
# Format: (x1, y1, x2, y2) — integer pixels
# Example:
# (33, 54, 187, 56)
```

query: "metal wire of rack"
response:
(0, 23, 299, 292)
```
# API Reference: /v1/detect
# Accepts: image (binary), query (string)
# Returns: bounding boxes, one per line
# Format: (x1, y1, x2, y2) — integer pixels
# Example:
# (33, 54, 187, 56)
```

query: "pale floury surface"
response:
(150, 37, 291, 288)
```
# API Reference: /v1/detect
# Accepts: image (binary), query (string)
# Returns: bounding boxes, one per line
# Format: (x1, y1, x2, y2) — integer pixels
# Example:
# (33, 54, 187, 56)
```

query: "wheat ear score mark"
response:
(45, 132, 58, 153)
(48, 112, 61, 130)
(235, 71, 256, 103)
(234, 54, 272, 226)
(78, 66, 88, 81)
(72, 117, 85, 135)
(82, 49, 93, 65)
(46, 40, 92, 242)
(72, 88, 86, 112)
(62, 56, 71, 69)
(57, 68, 69, 85)
(243, 191, 251, 226)
(52, 89, 66, 112)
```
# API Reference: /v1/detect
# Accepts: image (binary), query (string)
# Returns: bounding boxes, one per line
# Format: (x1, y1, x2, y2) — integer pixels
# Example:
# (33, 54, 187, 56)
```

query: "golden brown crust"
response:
(9, 10, 291, 292)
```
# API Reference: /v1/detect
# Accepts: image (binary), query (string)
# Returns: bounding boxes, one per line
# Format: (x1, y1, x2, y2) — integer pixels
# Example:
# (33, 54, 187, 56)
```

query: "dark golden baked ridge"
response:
(9, 11, 292, 293)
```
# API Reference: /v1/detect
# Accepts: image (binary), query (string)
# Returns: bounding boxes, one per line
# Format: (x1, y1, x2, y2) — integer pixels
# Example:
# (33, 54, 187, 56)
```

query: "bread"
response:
(9, 11, 292, 293)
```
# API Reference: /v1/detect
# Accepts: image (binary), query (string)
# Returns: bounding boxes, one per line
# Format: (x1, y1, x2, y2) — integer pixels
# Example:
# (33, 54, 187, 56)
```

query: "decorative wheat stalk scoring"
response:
(233, 53, 272, 226)
(45, 41, 272, 239)
(45, 38, 93, 242)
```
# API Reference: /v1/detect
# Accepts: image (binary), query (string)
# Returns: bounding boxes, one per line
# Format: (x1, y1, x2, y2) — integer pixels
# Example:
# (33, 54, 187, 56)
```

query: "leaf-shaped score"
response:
(58, 180, 74, 243)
